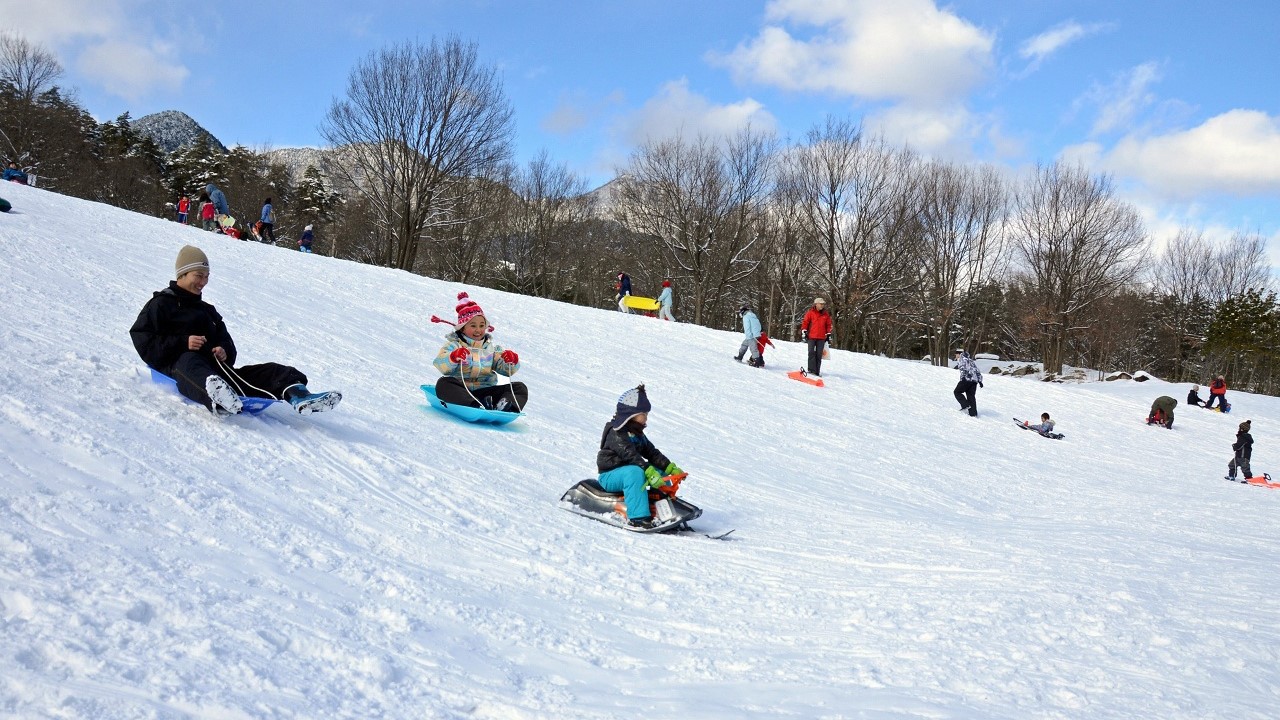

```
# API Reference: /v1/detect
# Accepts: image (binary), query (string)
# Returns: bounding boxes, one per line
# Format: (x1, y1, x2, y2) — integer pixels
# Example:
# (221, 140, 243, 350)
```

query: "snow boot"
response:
(205, 375, 242, 416)
(283, 384, 342, 415)
(628, 516, 657, 529)
(495, 398, 511, 412)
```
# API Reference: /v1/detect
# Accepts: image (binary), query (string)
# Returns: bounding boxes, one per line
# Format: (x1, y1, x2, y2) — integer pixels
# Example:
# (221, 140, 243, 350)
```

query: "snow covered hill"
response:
(1, 183, 1278, 719)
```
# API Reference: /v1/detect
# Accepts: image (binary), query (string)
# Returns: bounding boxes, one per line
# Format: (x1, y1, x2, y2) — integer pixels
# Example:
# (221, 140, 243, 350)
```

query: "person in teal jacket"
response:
(733, 304, 763, 366)
(657, 280, 675, 321)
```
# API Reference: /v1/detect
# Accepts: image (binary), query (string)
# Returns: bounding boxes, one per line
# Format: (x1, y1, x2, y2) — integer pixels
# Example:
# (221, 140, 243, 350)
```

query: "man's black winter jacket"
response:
(130, 282, 238, 371)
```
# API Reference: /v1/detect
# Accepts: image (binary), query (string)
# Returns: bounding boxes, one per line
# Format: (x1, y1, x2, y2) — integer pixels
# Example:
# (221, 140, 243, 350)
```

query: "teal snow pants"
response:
(598, 465, 650, 519)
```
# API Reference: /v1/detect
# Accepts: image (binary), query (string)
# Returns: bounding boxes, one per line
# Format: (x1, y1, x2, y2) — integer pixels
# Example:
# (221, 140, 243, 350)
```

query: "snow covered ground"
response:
(2, 182, 1278, 719)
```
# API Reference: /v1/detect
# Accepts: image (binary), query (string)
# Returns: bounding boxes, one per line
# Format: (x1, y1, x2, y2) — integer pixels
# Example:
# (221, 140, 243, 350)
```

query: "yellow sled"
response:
(621, 295, 660, 311)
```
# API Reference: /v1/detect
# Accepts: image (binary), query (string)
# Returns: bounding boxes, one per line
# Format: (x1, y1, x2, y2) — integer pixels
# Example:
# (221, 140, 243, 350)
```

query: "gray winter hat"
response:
(175, 245, 209, 278)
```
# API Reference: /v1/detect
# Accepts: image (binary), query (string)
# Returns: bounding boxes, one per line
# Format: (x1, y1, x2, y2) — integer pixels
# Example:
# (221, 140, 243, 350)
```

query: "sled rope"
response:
(431, 316, 522, 414)
(216, 355, 278, 400)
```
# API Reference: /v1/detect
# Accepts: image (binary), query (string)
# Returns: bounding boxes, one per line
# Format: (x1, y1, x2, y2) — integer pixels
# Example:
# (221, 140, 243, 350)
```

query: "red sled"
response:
(787, 369, 824, 387)
(1225, 473, 1280, 489)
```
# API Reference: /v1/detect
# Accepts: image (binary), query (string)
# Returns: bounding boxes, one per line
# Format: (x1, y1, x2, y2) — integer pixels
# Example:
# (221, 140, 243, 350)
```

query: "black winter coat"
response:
(130, 282, 238, 370)
(596, 422, 671, 474)
(1233, 431, 1254, 460)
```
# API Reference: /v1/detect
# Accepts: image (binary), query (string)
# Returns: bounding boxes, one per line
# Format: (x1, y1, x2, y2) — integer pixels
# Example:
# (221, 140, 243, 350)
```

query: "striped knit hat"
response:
(454, 292, 485, 326)
(175, 245, 209, 279)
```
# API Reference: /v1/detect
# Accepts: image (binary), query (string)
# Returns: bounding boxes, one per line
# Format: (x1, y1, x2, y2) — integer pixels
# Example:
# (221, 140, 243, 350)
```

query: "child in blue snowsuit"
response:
(299, 225, 314, 253)
(596, 385, 683, 528)
(734, 305, 763, 366)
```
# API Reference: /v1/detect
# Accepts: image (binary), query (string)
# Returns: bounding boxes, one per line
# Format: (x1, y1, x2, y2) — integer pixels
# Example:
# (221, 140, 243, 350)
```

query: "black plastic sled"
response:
(560, 479, 703, 533)
(1013, 417, 1064, 439)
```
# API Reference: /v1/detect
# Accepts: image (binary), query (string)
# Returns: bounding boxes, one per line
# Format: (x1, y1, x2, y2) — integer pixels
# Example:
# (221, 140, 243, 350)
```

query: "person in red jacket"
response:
(799, 297, 833, 376)
(1205, 375, 1228, 410)
(176, 194, 190, 224)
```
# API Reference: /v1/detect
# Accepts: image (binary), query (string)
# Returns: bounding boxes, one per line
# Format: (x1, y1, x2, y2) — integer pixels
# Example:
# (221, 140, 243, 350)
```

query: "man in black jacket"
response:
(1227, 420, 1254, 481)
(130, 245, 341, 416)
(595, 385, 683, 528)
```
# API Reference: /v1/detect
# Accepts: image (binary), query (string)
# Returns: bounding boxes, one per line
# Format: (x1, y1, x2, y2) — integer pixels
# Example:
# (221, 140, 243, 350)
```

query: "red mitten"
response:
(501, 350, 519, 364)
(449, 347, 469, 364)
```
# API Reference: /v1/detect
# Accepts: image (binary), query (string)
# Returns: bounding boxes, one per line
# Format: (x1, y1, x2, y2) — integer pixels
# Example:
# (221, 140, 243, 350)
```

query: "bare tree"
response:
(782, 118, 921, 350)
(0, 32, 64, 162)
(497, 151, 595, 297)
(1211, 231, 1271, 301)
(0, 32, 61, 102)
(1010, 162, 1148, 374)
(613, 127, 775, 324)
(1155, 228, 1214, 380)
(916, 161, 1008, 363)
(320, 37, 514, 271)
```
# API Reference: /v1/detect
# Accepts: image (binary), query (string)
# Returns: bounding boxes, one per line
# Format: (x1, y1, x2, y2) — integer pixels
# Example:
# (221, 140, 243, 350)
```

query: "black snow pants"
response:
(807, 339, 826, 376)
(954, 380, 978, 416)
(1229, 453, 1252, 480)
(434, 376, 529, 411)
(170, 351, 307, 408)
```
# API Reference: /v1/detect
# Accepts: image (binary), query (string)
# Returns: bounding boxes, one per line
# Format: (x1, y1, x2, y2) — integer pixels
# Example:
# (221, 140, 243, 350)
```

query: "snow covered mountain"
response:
(1, 182, 1278, 718)
(134, 110, 228, 154)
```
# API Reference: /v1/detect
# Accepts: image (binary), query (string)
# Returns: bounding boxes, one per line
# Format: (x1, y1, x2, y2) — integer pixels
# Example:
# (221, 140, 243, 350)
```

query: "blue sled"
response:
(420, 384, 523, 425)
(150, 368, 279, 415)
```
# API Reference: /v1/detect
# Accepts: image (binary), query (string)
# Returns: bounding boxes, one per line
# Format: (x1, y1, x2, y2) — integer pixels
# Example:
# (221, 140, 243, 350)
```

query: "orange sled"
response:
(787, 369, 825, 387)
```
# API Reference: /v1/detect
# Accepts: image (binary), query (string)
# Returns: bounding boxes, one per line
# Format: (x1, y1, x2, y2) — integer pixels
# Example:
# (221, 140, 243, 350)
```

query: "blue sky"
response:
(9, 0, 1280, 248)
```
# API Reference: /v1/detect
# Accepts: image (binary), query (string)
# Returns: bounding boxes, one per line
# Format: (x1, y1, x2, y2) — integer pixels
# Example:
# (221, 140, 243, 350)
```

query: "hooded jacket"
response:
(801, 306, 832, 341)
(1233, 428, 1254, 460)
(955, 352, 983, 384)
(206, 184, 229, 215)
(130, 282, 238, 370)
(596, 423, 671, 474)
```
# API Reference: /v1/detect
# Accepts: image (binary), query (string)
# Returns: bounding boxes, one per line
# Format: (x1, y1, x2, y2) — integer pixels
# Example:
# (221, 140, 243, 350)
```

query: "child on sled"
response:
(430, 292, 528, 412)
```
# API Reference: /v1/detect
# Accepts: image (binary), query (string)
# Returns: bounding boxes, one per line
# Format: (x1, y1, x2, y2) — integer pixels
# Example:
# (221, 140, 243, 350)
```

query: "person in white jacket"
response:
(734, 304, 763, 366)
(657, 280, 675, 321)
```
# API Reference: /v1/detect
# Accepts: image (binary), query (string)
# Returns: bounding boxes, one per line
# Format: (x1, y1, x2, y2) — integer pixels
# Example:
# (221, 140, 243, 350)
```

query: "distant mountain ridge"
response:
(134, 110, 227, 154)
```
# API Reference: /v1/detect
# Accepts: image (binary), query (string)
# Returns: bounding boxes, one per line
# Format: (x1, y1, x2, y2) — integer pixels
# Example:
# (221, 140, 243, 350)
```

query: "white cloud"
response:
(1084, 110, 1280, 198)
(865, 104, 979, 159)
(1018, 20, 1113, 67)
(76, 40, 187, 101)
(617, 79, 778, 146)
(0, 0, 190, 100)
(711, 0, 993, 106)
(1082, 62, 1162, 135)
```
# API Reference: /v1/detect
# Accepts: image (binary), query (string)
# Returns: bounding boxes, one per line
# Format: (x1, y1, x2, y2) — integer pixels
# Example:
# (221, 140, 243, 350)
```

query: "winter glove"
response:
(979, 381, 984, 388)
(501, 350, 519, 364)
(449, 347, 469, 364)
(664, 462, 683, 476)
(643, 465, 668, 489)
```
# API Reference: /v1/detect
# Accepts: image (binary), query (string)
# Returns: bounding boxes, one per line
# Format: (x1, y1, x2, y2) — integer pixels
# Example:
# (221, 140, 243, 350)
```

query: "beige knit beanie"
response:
(175, 245, 209, 279)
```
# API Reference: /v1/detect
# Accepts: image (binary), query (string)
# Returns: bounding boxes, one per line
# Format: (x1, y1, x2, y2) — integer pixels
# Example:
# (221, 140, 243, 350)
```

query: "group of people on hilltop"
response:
(614, 272, 676, 321)
(174, 186, 313, 252)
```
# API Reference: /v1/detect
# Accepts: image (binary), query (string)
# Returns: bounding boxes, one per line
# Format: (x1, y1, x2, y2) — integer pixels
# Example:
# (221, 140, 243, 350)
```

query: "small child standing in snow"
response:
(1226, 420, 1254, 481)
(430, 292, 527, 411)
(1023, 413, 1055, 434)
(657, 280, 675, 321)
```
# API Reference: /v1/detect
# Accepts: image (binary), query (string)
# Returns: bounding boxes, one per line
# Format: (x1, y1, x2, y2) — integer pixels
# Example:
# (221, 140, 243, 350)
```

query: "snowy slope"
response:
(1, 182, 1278, 719)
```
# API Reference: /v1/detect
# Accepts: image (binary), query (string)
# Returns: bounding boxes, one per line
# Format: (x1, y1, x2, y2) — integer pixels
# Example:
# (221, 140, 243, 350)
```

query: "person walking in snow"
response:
(430, 292, 528, 412)
(1205, 375, 1228, 410)
(1226, 420, 1254, 481)
(733, 304, 763, 367)
(299, 224, 314, 253)
(176, 194, 190, 224)
(205, 183, 229, 218)
(1147, 396, 1177, 429)
(259, 198, 276, 244)
(615, 271, 632, 313)
(130, 245, 343, 416)
(657, 280, 675, 321)
(755, 331, 775, 368)
(799, 297, 833, 377)
(596, 384, 684, 529)
(953, 349, 983, 417)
